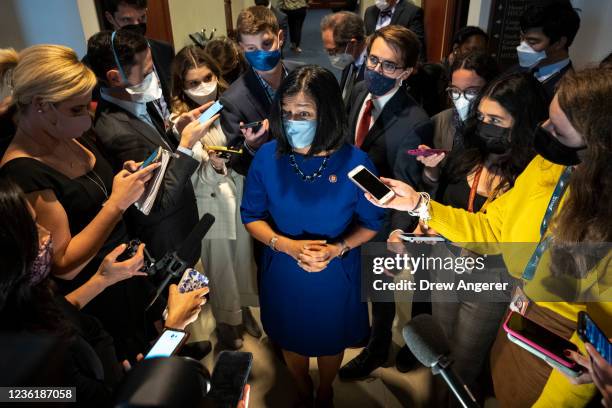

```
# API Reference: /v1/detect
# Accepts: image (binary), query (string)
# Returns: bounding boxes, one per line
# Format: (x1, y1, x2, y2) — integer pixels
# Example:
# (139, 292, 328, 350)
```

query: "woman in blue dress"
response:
(241, 65, 384, 407)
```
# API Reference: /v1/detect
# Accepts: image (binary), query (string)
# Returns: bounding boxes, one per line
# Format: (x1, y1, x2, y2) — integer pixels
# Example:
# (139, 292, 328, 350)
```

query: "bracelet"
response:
(269, 235, 279, 251)
(388, 229, 405, 239)
(407, 192, 431, 228)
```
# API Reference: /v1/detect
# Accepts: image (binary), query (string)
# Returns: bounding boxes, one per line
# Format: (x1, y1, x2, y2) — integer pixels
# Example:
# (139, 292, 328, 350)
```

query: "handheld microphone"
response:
(146, 213, 215, 309)
(402, 315, 479, 408)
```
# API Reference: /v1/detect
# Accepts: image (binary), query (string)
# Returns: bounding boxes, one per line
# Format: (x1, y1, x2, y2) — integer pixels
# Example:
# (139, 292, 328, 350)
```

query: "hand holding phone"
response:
(348, 165, 395, 205)
(199, 100, 224, 124)
(139, 147, 162, 170)
(407, 148, 449, 157)
(578, 311, 612, 364)
(399, 233, 446, 243)
(207, 351, 253, 408)
(144, 329, 189, 359)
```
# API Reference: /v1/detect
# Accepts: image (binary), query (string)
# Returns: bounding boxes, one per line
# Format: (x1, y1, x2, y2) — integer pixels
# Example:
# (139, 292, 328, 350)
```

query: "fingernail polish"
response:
(563, 349, 572, 357)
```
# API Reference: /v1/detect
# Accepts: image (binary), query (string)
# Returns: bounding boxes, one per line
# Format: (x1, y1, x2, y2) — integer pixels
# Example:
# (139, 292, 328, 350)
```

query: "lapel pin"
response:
(329, 174, 337, 183)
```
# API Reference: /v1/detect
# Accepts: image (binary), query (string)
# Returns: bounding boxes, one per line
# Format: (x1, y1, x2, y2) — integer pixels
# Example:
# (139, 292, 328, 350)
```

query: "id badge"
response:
(509, 285, 530, 315)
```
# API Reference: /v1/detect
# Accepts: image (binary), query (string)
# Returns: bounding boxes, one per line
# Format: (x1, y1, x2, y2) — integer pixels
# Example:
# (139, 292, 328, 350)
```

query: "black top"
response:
(0, 134, 161, 360)
(438, 177, 487, 212)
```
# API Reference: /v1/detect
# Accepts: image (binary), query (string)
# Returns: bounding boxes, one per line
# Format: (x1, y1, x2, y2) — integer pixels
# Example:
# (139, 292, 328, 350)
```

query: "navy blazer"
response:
(93, 98, 200, 265)
(364, 0, 426, 60)
(219, 60, 302, 175)
(347, 81, 433, 232)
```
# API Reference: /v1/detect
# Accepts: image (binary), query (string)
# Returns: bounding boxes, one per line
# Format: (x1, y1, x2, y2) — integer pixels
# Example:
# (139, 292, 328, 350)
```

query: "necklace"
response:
(289, 153, 329, 182)
(84, 170, 109, 199)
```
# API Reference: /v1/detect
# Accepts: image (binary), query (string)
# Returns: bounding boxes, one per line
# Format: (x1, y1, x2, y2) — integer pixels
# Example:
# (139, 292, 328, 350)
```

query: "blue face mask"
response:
(283, 119, 317, 149)
(245, 49, 282, 72)
(364, 68, 398, 96)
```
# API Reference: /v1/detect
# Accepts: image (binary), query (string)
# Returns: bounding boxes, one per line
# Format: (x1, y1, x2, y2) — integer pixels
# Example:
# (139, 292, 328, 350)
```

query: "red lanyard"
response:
(467, 165, 484, 213)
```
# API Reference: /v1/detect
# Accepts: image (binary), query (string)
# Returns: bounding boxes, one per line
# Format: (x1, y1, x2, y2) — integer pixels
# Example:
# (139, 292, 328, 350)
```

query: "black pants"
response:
(281, 7, 307, 47)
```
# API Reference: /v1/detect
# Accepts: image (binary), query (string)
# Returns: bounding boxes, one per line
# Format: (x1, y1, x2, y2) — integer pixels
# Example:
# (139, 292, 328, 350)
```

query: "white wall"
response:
(77, 0, 101, 44)
(0, 0, 89, 57)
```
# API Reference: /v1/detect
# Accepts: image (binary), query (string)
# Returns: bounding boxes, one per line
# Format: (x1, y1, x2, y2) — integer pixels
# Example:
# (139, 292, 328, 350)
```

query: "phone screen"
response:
(352, 168, 392, 201)
(208, 351, 253, 407)
(580, 312, 612, 364)
(507, 313, 577, 363)
(139, 148, 159, 169)
(199, 100, 224, 124)
(144, 330, 187, 359)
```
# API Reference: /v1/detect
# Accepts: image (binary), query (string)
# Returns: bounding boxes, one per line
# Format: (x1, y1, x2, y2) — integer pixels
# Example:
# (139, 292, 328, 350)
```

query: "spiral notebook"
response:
(134, 147, 171, 215)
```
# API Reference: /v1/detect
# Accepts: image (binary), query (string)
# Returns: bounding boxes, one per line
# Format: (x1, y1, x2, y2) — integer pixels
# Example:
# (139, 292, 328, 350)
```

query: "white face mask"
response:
(516, 41, 547, 68)
(452, 95, 471, 122)
(329, 43, 355, 70)
(184, 80, 218, 105)
(125, 71, 163, 103)
(375, 0, 390, 11)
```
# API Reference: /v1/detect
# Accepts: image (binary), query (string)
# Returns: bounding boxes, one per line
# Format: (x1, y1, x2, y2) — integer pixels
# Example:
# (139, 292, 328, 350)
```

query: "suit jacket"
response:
(339, 62, 366, 108)
(505, 61, 573, 104)
(93, 98, 200, 265)
(272, 6, 290, 51)
(364, 0, 426, 60)
(219, 60, 302, 175)
(347, 81, 433, 232)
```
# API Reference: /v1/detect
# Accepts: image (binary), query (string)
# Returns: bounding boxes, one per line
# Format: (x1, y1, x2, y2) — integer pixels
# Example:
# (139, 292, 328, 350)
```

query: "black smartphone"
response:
(144, 329, 189, 359)
(577, 311, 612, 364)
(240, 120, 263, 130)
(207, 351, 253, 408)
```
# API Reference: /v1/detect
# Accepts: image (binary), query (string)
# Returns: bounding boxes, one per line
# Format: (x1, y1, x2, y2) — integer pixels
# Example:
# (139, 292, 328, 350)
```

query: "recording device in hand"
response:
(403, 314, 479, 408)
(348, 165, 395, 204)
(117, 239, 155, 273)
(577, 311, 612, 364)
(146, 213, 216, 309)
(144, 329, 189, 360)
(207, 351, 253, 408)
(503, 311, 581, 376)
(199, 100, 224, 124)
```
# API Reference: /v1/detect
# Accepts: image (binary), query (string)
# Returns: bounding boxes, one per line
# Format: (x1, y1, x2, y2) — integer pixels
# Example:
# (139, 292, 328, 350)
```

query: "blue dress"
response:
(241, 141, 385, 356)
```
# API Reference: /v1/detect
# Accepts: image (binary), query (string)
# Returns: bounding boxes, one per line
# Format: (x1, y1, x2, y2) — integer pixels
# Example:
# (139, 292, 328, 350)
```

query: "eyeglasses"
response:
(446, 86, 481, 101)
(366, 55, 404, 75)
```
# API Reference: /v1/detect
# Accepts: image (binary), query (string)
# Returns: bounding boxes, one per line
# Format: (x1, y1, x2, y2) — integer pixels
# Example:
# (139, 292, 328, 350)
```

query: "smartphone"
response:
(577, 311, 612, 364)
(144, 329, 189, 360)
(205, 145, 243, 155)
(348, 165, 395, 204)
(139, 147, 161, 169)
(207, 351, 253, 408)
(506, 333, 582, 378)
(399, 233, 446, 243)
(407, 148, 448, 157)
(503, 311, 579, 370)
(239, 120, 263, 130)
(199, 100, 224, 124)
(178, 268, 209, 294)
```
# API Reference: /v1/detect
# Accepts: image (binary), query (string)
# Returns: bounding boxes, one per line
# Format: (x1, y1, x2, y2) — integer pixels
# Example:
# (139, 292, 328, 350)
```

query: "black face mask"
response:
(477, 121, 512, 154)
(121, 23, 147, 36)
(533, 125, 586, 166)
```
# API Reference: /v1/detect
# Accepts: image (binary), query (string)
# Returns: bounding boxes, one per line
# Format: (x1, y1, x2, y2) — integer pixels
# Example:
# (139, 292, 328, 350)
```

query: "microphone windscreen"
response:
(402, 314, 451, 368)
(176, 213, 215, 261)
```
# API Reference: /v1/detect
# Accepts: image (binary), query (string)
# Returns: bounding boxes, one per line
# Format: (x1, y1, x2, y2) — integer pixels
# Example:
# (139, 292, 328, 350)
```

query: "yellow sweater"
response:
(429, 155, 611, 407)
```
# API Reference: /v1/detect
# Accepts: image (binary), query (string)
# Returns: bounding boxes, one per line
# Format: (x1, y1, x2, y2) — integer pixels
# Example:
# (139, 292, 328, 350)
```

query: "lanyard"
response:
(521, 166, 572, 281)
(467, 165, 484, 213)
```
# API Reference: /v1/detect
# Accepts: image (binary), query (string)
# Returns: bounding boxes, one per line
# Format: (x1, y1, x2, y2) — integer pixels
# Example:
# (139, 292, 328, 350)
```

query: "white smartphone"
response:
(348, 165, 395, 205)
(144, 329, 189, 360)
(506, 333, 582, 378)
(399, 233, 446, 243)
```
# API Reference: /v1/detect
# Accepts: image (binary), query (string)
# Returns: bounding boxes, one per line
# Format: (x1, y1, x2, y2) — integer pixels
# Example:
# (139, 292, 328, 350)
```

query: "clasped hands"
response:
(278, 238, 342, 273)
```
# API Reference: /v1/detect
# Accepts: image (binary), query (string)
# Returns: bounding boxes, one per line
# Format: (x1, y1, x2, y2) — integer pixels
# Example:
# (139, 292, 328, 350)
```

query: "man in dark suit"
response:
(364, 0, 425, 61)
(220, 6, 301, 176)
(101, 0, 174, 105)
(339, 25, 433, 381)
(87, 29, 215, 266)
(505, 0, 580, 102)
(254, 0, 289, 53)
(320, 11, 368, 107)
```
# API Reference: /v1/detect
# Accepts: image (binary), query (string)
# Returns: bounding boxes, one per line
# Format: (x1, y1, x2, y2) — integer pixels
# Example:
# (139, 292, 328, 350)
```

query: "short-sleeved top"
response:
(241, 140, 384, 239)
(0, 134, 127, 288)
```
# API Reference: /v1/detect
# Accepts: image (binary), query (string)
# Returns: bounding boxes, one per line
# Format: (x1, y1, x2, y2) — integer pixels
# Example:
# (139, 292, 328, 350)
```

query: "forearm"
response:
(64, 274, 107, 310)
(244, 220, 277, 247)
(53, 202, 123, 279)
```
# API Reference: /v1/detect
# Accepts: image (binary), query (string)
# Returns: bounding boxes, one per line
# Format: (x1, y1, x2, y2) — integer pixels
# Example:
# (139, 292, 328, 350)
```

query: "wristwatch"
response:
(337, 240, 351, 259)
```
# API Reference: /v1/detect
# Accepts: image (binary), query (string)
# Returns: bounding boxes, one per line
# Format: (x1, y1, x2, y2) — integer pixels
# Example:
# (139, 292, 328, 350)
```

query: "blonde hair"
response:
(0, 45, 97, 109)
